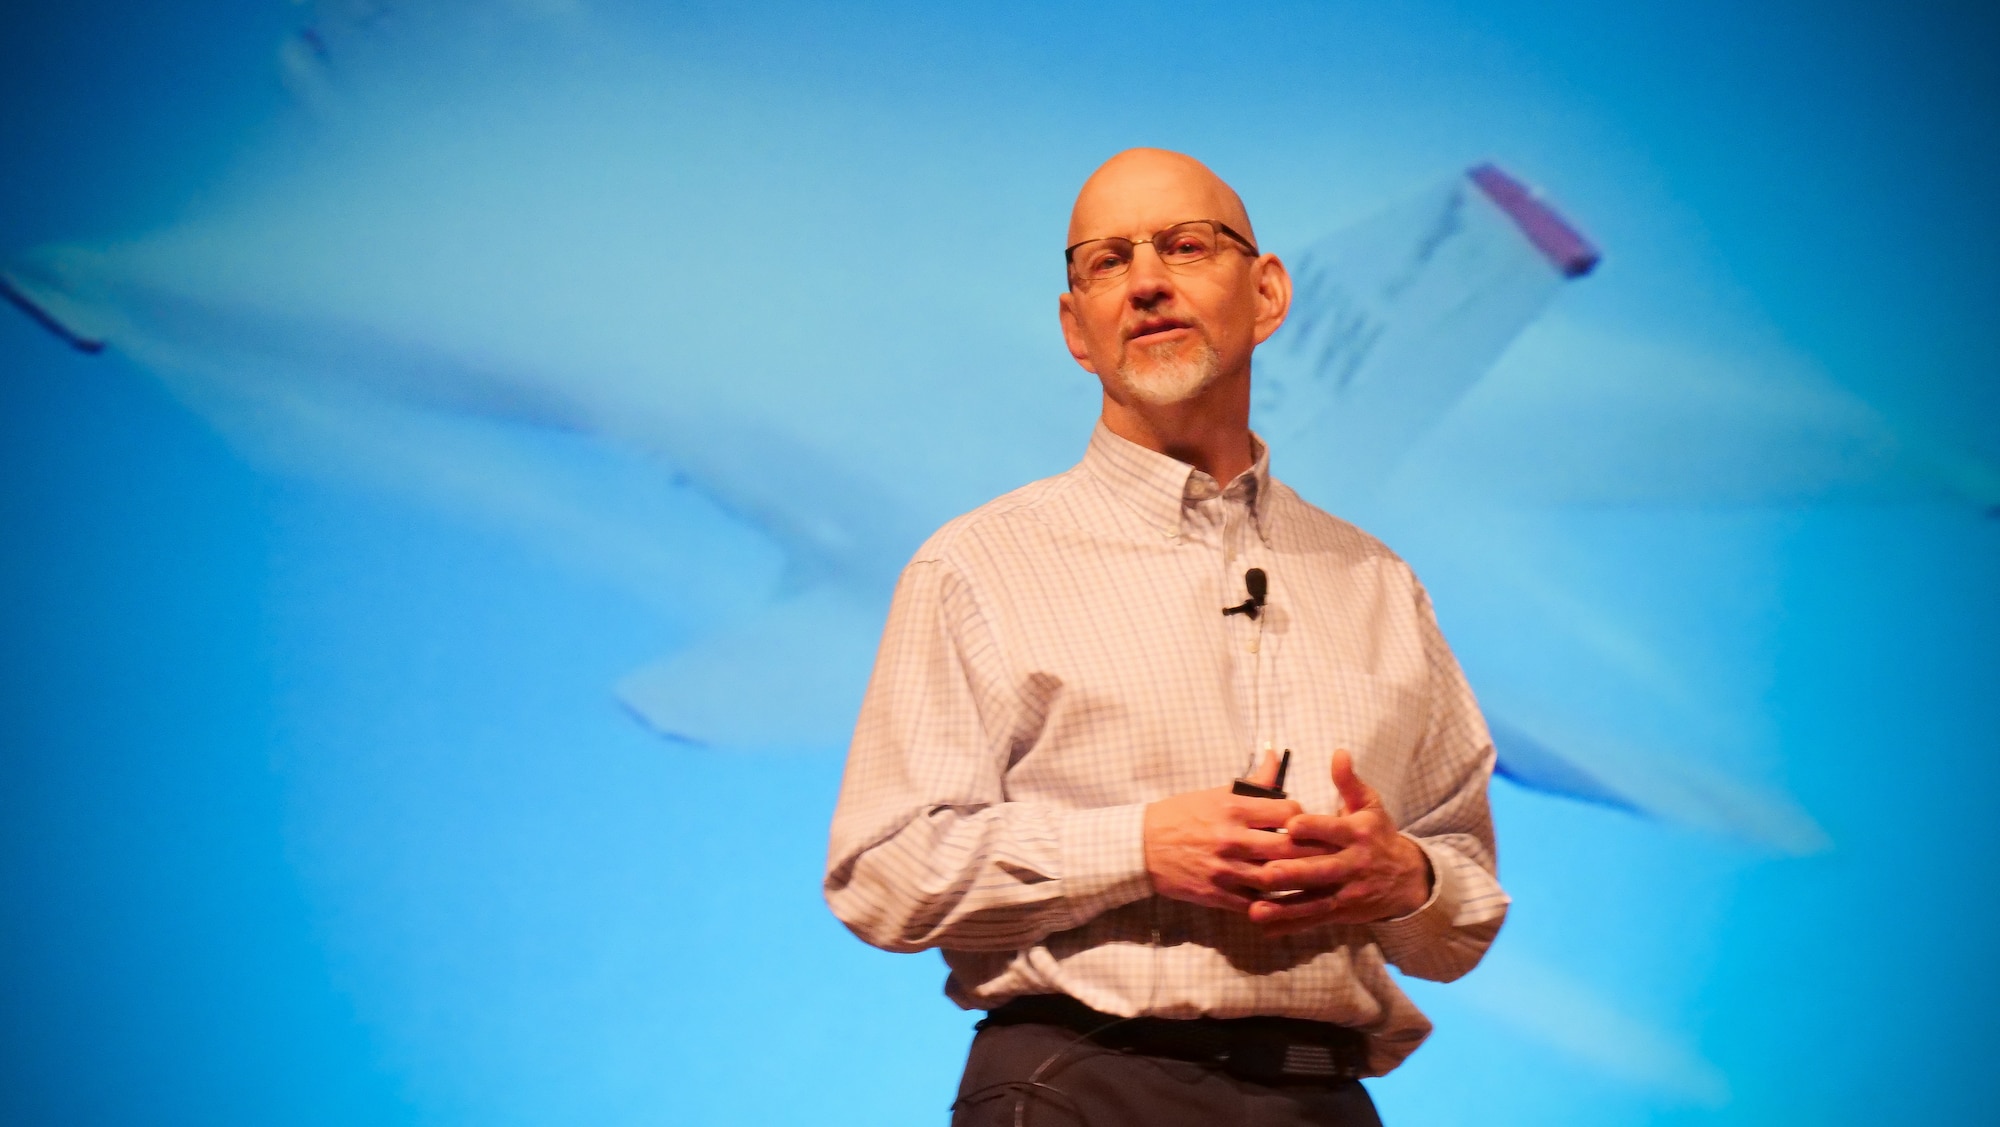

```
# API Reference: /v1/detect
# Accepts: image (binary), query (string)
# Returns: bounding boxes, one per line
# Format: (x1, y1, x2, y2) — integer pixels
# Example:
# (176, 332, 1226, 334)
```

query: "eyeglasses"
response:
(1065, 219, 1259, 290)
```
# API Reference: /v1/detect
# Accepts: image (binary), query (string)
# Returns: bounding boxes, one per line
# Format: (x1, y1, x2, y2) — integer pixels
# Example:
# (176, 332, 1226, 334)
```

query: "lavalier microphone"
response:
(1222, 567, 1267, 620)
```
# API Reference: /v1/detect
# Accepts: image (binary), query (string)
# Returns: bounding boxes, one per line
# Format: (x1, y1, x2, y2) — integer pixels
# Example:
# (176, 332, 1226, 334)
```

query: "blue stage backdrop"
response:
(2, 2, 1996, 1124)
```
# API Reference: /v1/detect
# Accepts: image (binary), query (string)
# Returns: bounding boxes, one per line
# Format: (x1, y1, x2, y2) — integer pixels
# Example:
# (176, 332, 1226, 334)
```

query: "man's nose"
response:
(1123, 243, 1176, 307)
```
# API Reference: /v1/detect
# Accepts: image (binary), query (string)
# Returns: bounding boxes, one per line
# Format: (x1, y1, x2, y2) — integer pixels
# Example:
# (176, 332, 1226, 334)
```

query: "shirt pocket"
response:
(1282, 669, 1428, 811)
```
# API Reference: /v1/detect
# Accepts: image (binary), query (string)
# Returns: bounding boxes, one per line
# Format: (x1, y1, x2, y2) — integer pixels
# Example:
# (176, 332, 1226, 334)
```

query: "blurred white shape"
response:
(615, 588, 881, 750)
(1489, 715, 1828, 855)
(1459, 947, 1731, 1107)
(1254, 166, 1581, 498)
(1399, 315, 2000, 510)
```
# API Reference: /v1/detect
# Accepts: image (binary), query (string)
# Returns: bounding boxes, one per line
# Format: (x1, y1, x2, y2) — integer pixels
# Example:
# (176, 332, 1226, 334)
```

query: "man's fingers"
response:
(1228, 794, 1303, 829)
(1248, 850, 1364, 893)
(1282, 813, 1364, 849)
(1203, 890, 1260, 913)
(1222, 829, 1336, 862)
(1248, 902, 1332, 933)
(1330, 748, 1378, 815)
(1246, 884, 1380, 926)
(1254, 906, 1377, 937)
(1205, 861, 1275, 911)
(1245, 888, 1342, 923)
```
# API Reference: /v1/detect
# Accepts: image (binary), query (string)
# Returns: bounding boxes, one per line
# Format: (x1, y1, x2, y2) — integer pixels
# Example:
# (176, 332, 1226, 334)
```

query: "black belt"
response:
(978, 994, 1371, 1085)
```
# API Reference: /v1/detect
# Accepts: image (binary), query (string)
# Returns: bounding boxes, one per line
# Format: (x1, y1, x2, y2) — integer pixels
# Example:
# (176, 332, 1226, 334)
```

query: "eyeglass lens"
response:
(1070, 221, 1228, 286)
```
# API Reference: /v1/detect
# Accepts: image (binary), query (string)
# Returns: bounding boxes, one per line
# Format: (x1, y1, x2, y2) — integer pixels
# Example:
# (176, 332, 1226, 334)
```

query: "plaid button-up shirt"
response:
(825, 422, 1507, 1074)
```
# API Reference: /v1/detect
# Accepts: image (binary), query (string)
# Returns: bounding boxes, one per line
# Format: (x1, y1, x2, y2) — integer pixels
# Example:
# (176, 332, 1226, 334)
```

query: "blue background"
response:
(3, 2, 1997, 1124)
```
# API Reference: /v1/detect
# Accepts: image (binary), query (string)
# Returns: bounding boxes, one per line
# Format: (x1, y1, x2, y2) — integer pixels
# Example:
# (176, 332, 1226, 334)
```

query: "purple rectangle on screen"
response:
(1468, 163, 1601, 279)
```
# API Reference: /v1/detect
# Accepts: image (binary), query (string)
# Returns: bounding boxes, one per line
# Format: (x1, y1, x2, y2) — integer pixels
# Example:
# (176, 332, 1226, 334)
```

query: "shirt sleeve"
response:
(824, 556, 1154, 954)
(1368, 579, 1510, 982)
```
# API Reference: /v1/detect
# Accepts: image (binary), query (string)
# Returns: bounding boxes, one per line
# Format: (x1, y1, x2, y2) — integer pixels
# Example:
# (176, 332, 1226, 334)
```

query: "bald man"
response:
(826, 150, 1507, 1127)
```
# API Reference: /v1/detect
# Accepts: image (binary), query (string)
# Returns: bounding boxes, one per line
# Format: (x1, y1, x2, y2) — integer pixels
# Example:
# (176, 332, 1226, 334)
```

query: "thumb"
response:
(1331, 749, 1377, 814)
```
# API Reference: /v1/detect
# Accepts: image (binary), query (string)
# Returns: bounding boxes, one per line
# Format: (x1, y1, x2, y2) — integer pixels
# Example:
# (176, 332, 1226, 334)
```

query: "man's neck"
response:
(1099, 374, 1255, 485)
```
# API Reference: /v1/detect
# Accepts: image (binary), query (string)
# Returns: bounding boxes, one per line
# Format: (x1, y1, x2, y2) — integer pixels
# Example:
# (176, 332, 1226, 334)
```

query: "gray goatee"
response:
(1114, 336, 1222, 407)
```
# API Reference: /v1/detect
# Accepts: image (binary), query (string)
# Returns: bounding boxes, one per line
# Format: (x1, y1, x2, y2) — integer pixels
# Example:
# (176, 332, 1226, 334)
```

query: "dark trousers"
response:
(951, 1021, 1385, 1127)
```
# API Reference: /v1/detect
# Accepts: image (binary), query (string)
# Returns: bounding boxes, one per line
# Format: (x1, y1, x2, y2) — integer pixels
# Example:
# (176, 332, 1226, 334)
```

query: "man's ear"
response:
(1057, 291, 1100, 374)
(1249, 253, 1292, 347)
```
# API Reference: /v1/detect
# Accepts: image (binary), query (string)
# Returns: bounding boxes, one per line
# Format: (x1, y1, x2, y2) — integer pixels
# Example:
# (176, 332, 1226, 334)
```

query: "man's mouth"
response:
(1127, 317, 1194, 344)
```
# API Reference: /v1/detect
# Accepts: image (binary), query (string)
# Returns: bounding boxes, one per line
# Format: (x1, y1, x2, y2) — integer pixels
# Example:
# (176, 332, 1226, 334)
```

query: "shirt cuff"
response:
(1368, 834, 1461, 949)
(1058, 803, 1153, 929)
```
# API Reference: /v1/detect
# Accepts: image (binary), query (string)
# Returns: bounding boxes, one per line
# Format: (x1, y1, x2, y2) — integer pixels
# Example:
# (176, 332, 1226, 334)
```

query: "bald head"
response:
(1055, 146, 1291, 485)
(1067, 148, 1256, 249)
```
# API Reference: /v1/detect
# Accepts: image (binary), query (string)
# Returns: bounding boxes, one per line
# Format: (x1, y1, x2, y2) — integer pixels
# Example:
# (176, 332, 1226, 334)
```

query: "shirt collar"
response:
(1081, 420, 1274, 543)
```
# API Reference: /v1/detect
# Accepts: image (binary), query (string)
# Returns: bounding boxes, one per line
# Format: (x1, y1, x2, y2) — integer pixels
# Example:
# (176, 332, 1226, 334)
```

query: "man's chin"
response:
(1118, 380, 1211, 408)
(1114, 345, 1222, 408)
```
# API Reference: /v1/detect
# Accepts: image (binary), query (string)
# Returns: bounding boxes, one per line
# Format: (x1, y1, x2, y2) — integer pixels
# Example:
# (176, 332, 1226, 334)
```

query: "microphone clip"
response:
(1222, 567, 1268, 620)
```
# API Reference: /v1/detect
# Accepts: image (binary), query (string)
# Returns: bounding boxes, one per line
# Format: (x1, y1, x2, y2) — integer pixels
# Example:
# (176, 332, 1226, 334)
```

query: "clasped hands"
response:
(1142, 749, 1433, 935)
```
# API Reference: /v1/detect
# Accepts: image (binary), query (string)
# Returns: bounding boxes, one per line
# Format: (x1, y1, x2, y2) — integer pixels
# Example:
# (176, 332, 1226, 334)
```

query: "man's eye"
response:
(1085, 249, 1130, 274)
(1165, 235, 1211, 257)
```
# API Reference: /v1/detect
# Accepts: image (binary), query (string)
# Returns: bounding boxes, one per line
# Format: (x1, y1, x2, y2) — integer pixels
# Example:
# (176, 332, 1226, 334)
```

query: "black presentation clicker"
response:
(1232, 748, 1291, 800)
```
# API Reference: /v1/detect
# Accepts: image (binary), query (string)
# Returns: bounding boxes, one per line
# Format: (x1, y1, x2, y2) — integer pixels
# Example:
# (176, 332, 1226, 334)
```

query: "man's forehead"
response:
(1067, 149, 1253, 244)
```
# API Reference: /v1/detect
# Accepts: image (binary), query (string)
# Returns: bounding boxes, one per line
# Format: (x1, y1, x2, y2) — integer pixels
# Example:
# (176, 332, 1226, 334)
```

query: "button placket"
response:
(1207, 492, 1270, 758)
